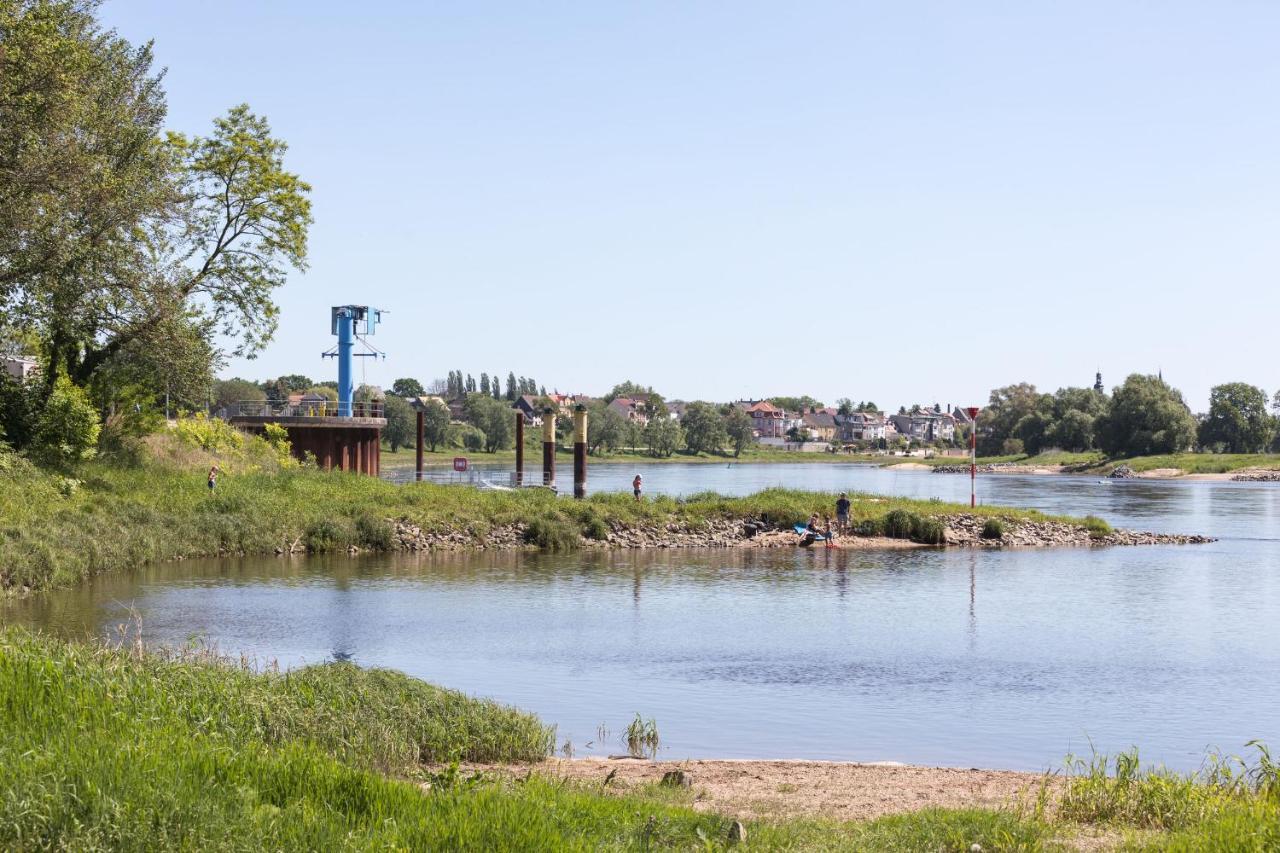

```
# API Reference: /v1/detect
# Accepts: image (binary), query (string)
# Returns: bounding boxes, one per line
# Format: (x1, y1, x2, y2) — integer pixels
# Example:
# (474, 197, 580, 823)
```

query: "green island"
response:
(3, 418, 1120, 595)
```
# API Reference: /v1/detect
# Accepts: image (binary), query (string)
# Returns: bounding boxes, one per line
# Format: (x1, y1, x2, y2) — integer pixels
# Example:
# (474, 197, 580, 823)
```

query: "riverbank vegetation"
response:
(4, 626, 1276, 851)
(0, 419, 1097, 594)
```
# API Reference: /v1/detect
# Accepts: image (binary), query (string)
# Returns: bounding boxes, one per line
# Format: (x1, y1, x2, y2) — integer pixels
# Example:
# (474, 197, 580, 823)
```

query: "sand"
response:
(476, 757, 1053, 823)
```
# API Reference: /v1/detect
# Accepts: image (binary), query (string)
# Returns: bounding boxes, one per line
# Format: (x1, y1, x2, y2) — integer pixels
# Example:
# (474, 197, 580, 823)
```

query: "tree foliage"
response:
(643, 415, 682, 458)
(724, 406, 755, 457)
(1094, 374, 1198, 457)
(30, 374, 100, 468)
(213, 378, 265, 410)
(391, 377, 424, 399)
(381, 393, 414, 452)
(680, 402, 727, 455)
(1198, 383, 1274, 453)
(586, 401, 625, 455)
(421, 398, 449, 451)
(463, 393, 512, 453)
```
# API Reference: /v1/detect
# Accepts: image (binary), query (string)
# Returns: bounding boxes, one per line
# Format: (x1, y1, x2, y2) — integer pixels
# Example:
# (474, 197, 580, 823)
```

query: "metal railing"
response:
(221, 399, 384, 419)
(381, 468, 557, 491)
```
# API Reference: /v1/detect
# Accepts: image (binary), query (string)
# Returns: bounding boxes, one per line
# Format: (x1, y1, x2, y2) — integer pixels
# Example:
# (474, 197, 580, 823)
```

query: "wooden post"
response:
(514, 410, 525, 486)
(542, 408, 556, 488)
(416, 410, 425, 481)
(573, 404, 587, 499)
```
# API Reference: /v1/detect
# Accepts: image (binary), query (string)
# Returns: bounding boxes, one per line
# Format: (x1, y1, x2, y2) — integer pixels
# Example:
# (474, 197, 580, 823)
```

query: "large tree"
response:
(681, 401, 727, 455)
(421, 398, 449, 451)
(1198, 383, 1274, 453)
(213, 377, 266, 410)
(643, 415, 683, 458)
(381, 393, 414, 452)
(391, 377, 424, 399)
(0, 2, 312, 400)
(1094, 374, 1198, 457)
(977, 383, 1052, 456)
(724, 406, 755, 457)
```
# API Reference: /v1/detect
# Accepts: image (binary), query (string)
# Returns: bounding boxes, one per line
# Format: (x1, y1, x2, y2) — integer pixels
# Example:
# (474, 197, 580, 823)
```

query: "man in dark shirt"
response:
(835, 493, 851, 532)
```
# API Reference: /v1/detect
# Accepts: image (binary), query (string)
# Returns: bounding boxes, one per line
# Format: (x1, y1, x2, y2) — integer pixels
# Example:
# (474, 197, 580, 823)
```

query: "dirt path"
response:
(487, 758, 1054, 822)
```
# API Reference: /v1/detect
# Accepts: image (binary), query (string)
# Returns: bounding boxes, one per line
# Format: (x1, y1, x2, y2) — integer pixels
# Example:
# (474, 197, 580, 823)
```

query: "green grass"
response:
(1, 435, 1098, 594)
(1058, 746, 1280, 850)
(0, 626, 1056, 851)
(1095, 453, 1280, 475)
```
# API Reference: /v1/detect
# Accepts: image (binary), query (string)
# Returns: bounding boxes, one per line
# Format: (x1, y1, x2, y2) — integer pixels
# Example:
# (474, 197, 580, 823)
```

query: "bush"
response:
(173, 413, 245, 453)
(911, 518, 945, 545)
(354, 513, 394, 550)
(522, 514, 579, 552)
(854, 517, 883, 537)
(1083, 515, 1112, 539)
(30, 375, 101, 468)
(883, 509, 918, 539)
(1001, 437, 1025, 456)
(582, 515, 609, 541)
(981, 518, 1005, 540)
(304, 518, 353, 552)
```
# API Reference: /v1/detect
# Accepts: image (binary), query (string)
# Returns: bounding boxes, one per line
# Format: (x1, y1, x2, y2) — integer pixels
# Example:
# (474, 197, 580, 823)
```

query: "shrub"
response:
(981, 518, 1005, 540)
(354, 513, 394, 550)
(263, 422, 294, 462)
(912, 518, 946, 545)
(582, 515, 609, 541)
(1001, 437, 1025, 456)
(304, 518, 353, 552)
(173, 413, 245, 453)
(883, 509, 918, 539)
(522, 514, 579, 552)
(30, 375, 101, 468)
(1083, 515, 1112, 538)
(854, 517, 883, 537)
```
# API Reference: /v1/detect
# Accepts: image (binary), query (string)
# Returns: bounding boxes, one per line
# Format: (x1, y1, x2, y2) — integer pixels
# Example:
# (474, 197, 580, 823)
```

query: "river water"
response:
(7, 464, 1279, 772)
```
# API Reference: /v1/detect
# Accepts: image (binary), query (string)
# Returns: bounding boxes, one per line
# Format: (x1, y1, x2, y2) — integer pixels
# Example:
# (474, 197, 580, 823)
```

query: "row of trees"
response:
(979, 375, 1280, 457)
(441, 372, 544, 402)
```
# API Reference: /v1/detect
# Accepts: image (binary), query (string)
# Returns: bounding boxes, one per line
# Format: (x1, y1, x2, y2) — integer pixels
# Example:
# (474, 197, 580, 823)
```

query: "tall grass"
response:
(1058, 745, 1280, 848)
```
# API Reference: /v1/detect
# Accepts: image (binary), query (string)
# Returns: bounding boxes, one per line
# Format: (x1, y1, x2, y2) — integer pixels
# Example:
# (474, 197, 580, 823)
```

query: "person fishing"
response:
(207, 464, 220, 492)
(632, 473, 643, 502)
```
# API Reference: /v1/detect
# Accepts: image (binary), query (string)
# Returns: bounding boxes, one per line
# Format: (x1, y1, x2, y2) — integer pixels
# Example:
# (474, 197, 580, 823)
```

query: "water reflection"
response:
(6, 472, 1280, 772)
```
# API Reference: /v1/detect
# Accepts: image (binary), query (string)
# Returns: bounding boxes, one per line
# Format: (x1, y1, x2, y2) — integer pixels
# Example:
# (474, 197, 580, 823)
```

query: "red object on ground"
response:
(453, 457, 469, 472)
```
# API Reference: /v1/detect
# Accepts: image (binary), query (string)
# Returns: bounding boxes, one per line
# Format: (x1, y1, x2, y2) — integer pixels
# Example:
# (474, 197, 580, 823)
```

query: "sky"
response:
(101, 1, 1280, 412)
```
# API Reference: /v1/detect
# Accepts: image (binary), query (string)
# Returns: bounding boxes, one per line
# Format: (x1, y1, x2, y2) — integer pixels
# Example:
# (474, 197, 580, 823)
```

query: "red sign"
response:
(452, 457, 469, 472)
(965, 407, 980, 419)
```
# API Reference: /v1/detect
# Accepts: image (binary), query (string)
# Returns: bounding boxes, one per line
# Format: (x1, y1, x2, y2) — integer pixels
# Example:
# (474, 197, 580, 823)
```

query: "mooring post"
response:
(573, 404, 587, 499)
(542, 407, 556, 488)
(415, 410, 424, 482)
(514, 410, 525, 486)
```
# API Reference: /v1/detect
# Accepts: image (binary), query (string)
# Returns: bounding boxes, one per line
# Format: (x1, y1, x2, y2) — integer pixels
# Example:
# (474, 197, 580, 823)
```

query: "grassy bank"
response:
(0, 626, 1050, 851)
(4, 627, 1276, 851)
(0, 432, 1094, 594)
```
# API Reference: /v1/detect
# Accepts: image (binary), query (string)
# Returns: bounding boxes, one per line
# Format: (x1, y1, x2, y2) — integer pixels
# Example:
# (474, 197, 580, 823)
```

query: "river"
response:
(7, 464, 1279, 772)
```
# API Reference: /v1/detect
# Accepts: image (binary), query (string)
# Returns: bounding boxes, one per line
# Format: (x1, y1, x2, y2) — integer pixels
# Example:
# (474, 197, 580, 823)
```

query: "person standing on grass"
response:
(208, 464, 220, 492)
(835, 492, 851, 532)
(632, 473, 643, 501)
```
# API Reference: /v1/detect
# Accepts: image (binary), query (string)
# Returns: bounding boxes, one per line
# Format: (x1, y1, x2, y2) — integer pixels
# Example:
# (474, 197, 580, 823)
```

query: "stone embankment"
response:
(1231, 469, 1280, 482)
(374, 517, 1211, 554)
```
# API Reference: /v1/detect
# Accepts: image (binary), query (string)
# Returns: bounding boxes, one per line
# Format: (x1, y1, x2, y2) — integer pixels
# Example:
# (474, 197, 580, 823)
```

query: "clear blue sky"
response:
(103, 1, 1280, 411)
